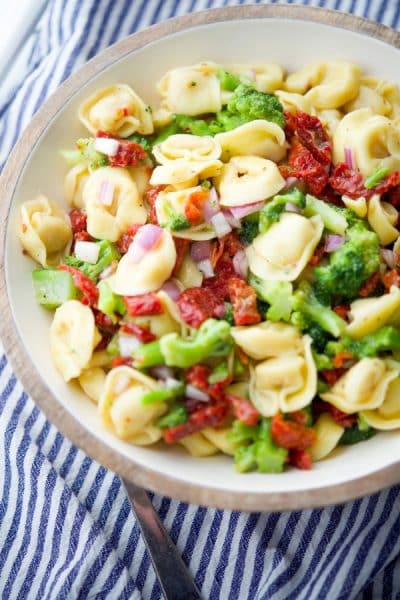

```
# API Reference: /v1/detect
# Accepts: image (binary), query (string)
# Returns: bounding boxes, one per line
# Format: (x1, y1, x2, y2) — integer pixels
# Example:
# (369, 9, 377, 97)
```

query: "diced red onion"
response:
(284, 176, 299, 190)
(211, 211, 232, 238)
(344, 146, 355, 170)
(222, 210, 241, 229)
(190, 241, 211, 262)
(99, 181, 115, 206)
(94, 137, 119, 156)
(161, 279, 181, 300)
(233, 250, 249, 278)
(118, 333, 141, 357)
(74, 240, 100, 264)
(99, 260, 118, 280)
(203, 188, 220, 223)
(324, 234, 345, 253)
(381, 248, 395, 269)
(197, 258, 215, 278)
(285, 202, 302, 214)
(151, 366, 175, 380)
(128, 224, 163, 263)
(230, 201, 264, 220)
(185, 384, 210, 402)
(214, 304, 227, 318)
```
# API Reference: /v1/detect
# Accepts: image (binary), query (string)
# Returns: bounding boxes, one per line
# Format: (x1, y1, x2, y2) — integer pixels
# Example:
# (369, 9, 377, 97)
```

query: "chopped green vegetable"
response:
(317, 379, 329, 394)
(63, 240, 120, 282)
(326, 326, 400, 359)
(97, 280, 125, 321)
(221, 302, 234, 325)
(132, 340, 165, 368)
(357, 414, 370, 431)
(229, 419, 288, 473)
(259, 188, 306, 233)
(127, 133, 152, 154)
(208, 362, 229, 384)
(106, 334, 119, 357)
(364, 166, 390, 189)
(291, 281, 346, 338)
(157, 405, 188, 428)
(226, 84, 285, 128)
(141, 380, 184, 405)
(239, 215, 260, 244)
(200, 179, 212, 190)
(161, 202, 191, 231)
(61, 137, 108, 169)
(217, 68, 241, 91)
(312, 350, 334, 371)
(249, 274, 293, 322)
(340, 425, 376, 445)
(32, 269, 77, 309)
(304, 194, 348, 235)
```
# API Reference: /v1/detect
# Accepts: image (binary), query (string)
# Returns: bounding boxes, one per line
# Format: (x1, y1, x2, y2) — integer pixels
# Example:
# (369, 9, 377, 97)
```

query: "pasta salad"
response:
(18, 60, 400, 473)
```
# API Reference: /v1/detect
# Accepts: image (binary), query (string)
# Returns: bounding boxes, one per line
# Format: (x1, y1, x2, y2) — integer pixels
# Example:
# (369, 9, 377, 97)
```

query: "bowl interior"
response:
(5, 14, 400, 508)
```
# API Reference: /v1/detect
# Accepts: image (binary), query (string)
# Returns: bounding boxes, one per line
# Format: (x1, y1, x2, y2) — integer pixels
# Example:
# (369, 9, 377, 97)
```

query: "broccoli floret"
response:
(340, 424, 376, 445)
(226, 84, 285, 128)
(221, 302, 235, 325)
(291, 281, 346, 338)
(228, 419, 288, 473)
(61, 137, 108, 169)
(313, 222, 380, 304)
(208, 111, 248, 134)
(157, 404, 188, 428)
(161, 202, 191, 231)
(217, 68, 241, 91)
(249, 273, 293, 322)
(312, 350, 334, 370)
(239, 214, 260, 244)
(127, 133, 153, 154)
(304, 194, 348, 235)
(259, 188, 306, 233)
(326, 326, 400, 359)
(63, 240, 120, 282)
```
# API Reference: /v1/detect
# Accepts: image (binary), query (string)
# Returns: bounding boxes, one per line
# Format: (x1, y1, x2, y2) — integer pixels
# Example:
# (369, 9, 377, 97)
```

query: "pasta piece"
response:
(342, 195, 367, 218)
(317, 109, 342, 137)
(19, 195, 72, 267)
(346, 285, 400, 339)
(84, 166, 147, 242)
(215, 120, 286, 163)
(129, 164, 152, 197)
(226, 382, 249, 398)
(274, 90, 315, 115)
(169, 223, 216, 241)
(88, 350, 112, 368)
(157, 62, 222, 115)
(202, 427, 238, 456)
(309, 413, 344, 461)
(367, 194, 399, 245)
(361, 374, 400, 430)
(99, 366, 166, 442)
(152, 107, 173, 128)
(226, 63, 284, 93)
(286, 61, 361, 109)
(247, 214, 323, 282)
(108, 229, 176, 295)
(150, 159, 222, 188)
(50, 300, 100, 382)
(321, 357, 399, 413)
(175, 254, 203, 289)
(214, 156, 285, 207)
(333, 108, 400, 176)
(79, 367, 107, 404)
(249, 335, 317, 416)
(179, 433, 219, 457)
(344, 83, 391, 116)
(153, 134, 221, 164)
(78, 84, 153, 137)
(64, 163, 89, 209)
(155, 185, 216, 239)
(132, 290, 189, 338)
(231, 321, 302, 360)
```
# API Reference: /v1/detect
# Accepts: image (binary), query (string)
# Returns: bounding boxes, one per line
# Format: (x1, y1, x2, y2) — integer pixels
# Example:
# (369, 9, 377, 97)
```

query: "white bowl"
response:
(1, 5, 400, 511)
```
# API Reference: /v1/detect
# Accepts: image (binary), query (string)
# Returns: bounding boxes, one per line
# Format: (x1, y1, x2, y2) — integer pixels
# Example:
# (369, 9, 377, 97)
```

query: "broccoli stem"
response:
(364, 166, 390, 189)
(132, 340, 165, 368)
(304, 194, 348, 235)
(292, 282, 346, 338)
(32, 269, 77, 309)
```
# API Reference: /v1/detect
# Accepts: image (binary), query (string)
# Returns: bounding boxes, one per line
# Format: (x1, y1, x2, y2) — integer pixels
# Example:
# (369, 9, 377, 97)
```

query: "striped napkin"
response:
(1, 1, 400, 598)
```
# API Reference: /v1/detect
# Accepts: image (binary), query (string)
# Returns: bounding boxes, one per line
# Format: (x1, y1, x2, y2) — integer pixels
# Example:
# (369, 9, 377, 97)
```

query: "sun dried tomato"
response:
(329, 163, 366, 199)
(111, 356, 133, 368)
(109, 140, 147, 167)
(120, 322, 156, 343)
(145, 185, 165, 224)
(283, 110, 297, 139)
(333, 351, 354, 369)
(294, 111, 332, 165)
(313, 400, 356, 429)
(185, 189, 209, 225)
(204, 254, 236, 303)
(333, 304, 350, 321)
(382, 269, 400, 290)
(93, 309, 117, 334)
(228, 277, 260, 326)
(226, 393, 260, 426)
(384, 185, 400, 209)
(289, 410, 310, 426)
(309, 243, 326, 266)
(223, 231, 244, 257)
(371, 171, 400, 195)
(271, 413, 316, 451)
(321, 368, 345, 386)
(74, 231, 94, 244)
(69, 209, 87, 234)
(58, 264, 99, 306)
(115, 223, 141, 254)
(172, 238, 190, 275)
(359, 271, 380, 297)
(185, 365, 210, 391)
(163, 400, 229, 444)
(289, 449, 312, 470)
(177, 287, 220, 328)
(123, 293, 163, 316)
(288, 139, 329, 196)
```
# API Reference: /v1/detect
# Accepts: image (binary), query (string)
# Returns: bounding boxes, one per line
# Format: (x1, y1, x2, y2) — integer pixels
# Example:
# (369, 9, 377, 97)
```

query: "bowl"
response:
(1, 4, 400, 512)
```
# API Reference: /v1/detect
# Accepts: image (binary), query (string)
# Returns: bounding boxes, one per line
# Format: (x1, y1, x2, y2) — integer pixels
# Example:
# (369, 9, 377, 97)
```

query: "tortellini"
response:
(226, 63, 284, 93)
(50, 300, 101, 382)
(155, 186, 216, 240)
(215, 120, 286, 163)
(333, 108, 400, 176)
(342, 195, 367, 218)
(367, 194, 399, 245)
(108, 228, 176, 295)
(275, 90, 315, 115)
(79, 84, 153, 137)
(231, 321, 302, 361)
(285, 60, 361, 109)
(157, 62, 222, 115)
(179, 433, 219, 457)
(150, 160, 222, 189)
(346, 285, 400, 339)
(202, 427, 238, 456)
(99, 366, 166, 443)
(79, 367, 107, 404)
(83, 166, 147, 242)
(344, 82, 392, 116)
(247, 213, 323, 281)
(361, 376, 400, 430)
(153, 134, 221, 164)
(310, 414, 344, 461)
(321, 358, 399, 413)
(214, 156, 285, 207)
(19, 195, 72, 267)
(64, 163, 89, 209)
(249, 334, 317, 416)
(175, 254, 203, 289)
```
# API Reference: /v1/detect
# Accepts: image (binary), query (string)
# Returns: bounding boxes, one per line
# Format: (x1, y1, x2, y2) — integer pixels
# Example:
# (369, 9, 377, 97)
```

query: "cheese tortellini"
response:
(99, 366, 166, 443)
(153, 134, 221, 164)
(361, 377, 400, 430)
(215, 120, 286, 162)
(231, 321, 302, 360)
(64, 163, 89, 209)
(83, 166, 147, 242)
(247, 213, 323, 281)
(226, 63, 284, 93)
(367, 194, 399, 245)
(79, 84, 153, 137)
(346, 285, 400, 339)
(310, 414, 344, 461)
(214, 156, 285, 207)
(50, 300, 101, 382)
(19, 195, 72, 267)
(150, 160, 222, 189)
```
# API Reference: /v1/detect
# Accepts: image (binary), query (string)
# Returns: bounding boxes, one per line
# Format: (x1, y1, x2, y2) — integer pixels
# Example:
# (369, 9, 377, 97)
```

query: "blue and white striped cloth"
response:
(1, 1, 400, 598)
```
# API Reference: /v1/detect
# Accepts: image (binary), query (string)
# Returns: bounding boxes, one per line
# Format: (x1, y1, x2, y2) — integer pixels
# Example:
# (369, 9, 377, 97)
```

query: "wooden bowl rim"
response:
(1, 4, 400, 511)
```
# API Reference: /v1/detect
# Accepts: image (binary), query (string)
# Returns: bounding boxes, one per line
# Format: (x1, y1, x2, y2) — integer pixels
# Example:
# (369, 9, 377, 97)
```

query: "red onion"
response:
(75, 241, 100, 264)
(118, 333, 141, 357)
(191, 241, 211, 262)
(165, 377, 182, 390)
(344, 146, 355, 170)
(285, 202, 302, 214)
(222, 210, 241, 229)
(185, 384, 210, 402)
(214, 304, 227, 318)
(211, 212, 232, 238)
(284, 176, 300, 190)
(233, 250, 248, 278)
(197, 259, 215, 278)
(203, 187, 220, 223)
(381, 248, 395, 269)
(99, 181, 115, 206)
(94, 137, 119, 157)
(324, 234, 345, 253)
(230, 201, 264, 220)
(151, 366, 175, 380)
(161, 279, 181, 300)
(128, 224, 163, 263)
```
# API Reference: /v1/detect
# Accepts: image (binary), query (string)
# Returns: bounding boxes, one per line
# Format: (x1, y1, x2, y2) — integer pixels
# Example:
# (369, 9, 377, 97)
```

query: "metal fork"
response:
(123, 479, 202, 600)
